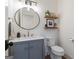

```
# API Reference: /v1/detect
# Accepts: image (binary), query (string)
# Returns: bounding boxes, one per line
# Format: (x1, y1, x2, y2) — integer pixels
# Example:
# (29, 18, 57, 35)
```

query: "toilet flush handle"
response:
(69, 38, 74, 42)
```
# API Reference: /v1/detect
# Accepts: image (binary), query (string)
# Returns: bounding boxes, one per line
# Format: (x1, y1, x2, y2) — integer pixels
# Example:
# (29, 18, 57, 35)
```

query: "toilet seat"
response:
(51, 46, 64, 56)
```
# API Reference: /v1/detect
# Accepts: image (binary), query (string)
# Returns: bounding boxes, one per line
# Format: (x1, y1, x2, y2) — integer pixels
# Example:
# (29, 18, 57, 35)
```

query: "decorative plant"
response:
(45, 10, 59, 19)
(45, 10, 51, 17)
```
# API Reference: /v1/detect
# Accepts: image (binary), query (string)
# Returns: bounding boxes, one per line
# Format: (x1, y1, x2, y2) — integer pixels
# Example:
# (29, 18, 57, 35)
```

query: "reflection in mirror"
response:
(14, 7, 40, 30)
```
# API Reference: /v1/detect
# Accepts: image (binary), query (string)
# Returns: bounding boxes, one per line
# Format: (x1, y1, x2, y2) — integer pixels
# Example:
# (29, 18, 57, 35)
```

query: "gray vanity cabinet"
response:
(29, 40, 44, 59)
(13, 43, 29, 59)
(10, 39, 44, 59)
(11, 41, 29, 59)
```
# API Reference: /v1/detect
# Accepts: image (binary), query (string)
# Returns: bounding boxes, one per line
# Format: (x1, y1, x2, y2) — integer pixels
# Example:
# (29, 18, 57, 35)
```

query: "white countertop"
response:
(9, 37, 45, 42)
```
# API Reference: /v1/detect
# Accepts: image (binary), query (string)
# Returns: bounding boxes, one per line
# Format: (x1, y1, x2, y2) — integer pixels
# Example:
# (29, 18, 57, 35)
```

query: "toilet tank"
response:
(46, 37, 56, 47)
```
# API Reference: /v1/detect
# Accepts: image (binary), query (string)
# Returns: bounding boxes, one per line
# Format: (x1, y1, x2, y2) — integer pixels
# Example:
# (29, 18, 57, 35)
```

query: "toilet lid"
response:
(51, 46, 64, 52)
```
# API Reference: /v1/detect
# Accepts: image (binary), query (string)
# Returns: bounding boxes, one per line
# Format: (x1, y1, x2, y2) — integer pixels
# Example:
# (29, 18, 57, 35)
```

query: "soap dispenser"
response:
(17, 32, 21, 38)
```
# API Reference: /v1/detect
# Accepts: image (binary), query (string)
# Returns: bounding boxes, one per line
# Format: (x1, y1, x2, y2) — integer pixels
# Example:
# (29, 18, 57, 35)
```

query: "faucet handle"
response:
(31, 34, 34, 37)
(24, 34, 26, 37)
(27, 31, 30, 37)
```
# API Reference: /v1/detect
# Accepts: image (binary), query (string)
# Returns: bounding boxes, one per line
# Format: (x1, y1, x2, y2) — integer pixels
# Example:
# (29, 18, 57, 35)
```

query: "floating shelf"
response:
(45, 26, 58, 29)
(45, 16, 58, 19)
(44, 15, 59, 29)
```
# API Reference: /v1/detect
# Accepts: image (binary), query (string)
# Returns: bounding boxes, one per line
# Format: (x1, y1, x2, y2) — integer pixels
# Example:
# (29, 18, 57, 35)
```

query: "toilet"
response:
(47, 37, 64, 59)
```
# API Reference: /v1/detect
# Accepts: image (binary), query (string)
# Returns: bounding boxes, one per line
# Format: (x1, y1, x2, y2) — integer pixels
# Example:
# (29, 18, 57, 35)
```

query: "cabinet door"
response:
(13, 42, 29, 59)
(29, 40, 44, 59)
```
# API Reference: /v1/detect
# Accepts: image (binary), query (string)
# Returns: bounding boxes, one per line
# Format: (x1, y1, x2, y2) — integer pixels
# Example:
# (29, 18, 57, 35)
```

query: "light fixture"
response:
(18, 0, 37, 11)
(25, 0, 37, 11)
(25, 0, 37, 6)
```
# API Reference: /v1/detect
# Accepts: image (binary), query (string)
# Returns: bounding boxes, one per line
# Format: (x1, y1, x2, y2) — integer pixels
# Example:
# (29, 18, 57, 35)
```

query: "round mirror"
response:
(14, 7, 40, 30)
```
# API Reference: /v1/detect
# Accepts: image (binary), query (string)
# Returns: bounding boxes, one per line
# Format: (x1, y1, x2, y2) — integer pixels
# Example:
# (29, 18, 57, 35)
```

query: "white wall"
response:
(57, 0, 74, 58)
(8, 0, 59, 55)
(5, 6, 9, 56)
(5, 6, 8, 40)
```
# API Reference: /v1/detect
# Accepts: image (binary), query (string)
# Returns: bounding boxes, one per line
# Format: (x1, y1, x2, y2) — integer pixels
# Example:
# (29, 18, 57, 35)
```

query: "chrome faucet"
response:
(27, 31, 30, 37)
(27, 31, 34, 37)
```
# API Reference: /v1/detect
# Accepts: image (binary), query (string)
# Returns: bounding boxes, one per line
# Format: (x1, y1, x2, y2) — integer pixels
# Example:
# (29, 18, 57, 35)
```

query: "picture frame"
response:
(46, 19, 54, 27)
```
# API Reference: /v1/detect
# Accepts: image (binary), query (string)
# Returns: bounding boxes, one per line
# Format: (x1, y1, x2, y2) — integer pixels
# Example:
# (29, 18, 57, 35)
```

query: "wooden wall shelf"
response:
(45, 16, 58, 19)
(44, 15, 59, 29)
(45, 26, 58, 29)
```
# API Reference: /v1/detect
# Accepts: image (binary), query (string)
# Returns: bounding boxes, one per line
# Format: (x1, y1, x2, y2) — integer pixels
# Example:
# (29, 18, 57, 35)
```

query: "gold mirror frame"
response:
(14, 7, 40, 30)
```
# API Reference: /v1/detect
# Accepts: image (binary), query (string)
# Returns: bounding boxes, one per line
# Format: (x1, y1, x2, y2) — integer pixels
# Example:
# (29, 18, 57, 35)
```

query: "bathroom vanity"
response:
(9, 37, 45, 59)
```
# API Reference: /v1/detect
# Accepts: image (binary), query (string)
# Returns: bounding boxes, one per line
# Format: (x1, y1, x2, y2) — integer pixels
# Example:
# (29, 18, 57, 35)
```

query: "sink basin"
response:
(9, 36, 44, 42)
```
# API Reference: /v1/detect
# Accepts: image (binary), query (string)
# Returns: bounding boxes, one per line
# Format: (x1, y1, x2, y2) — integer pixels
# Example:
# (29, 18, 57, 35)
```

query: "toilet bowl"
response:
(51, 46, 64, 56)
(50, 45, 64, 59)
(46, 37, 64, 59)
